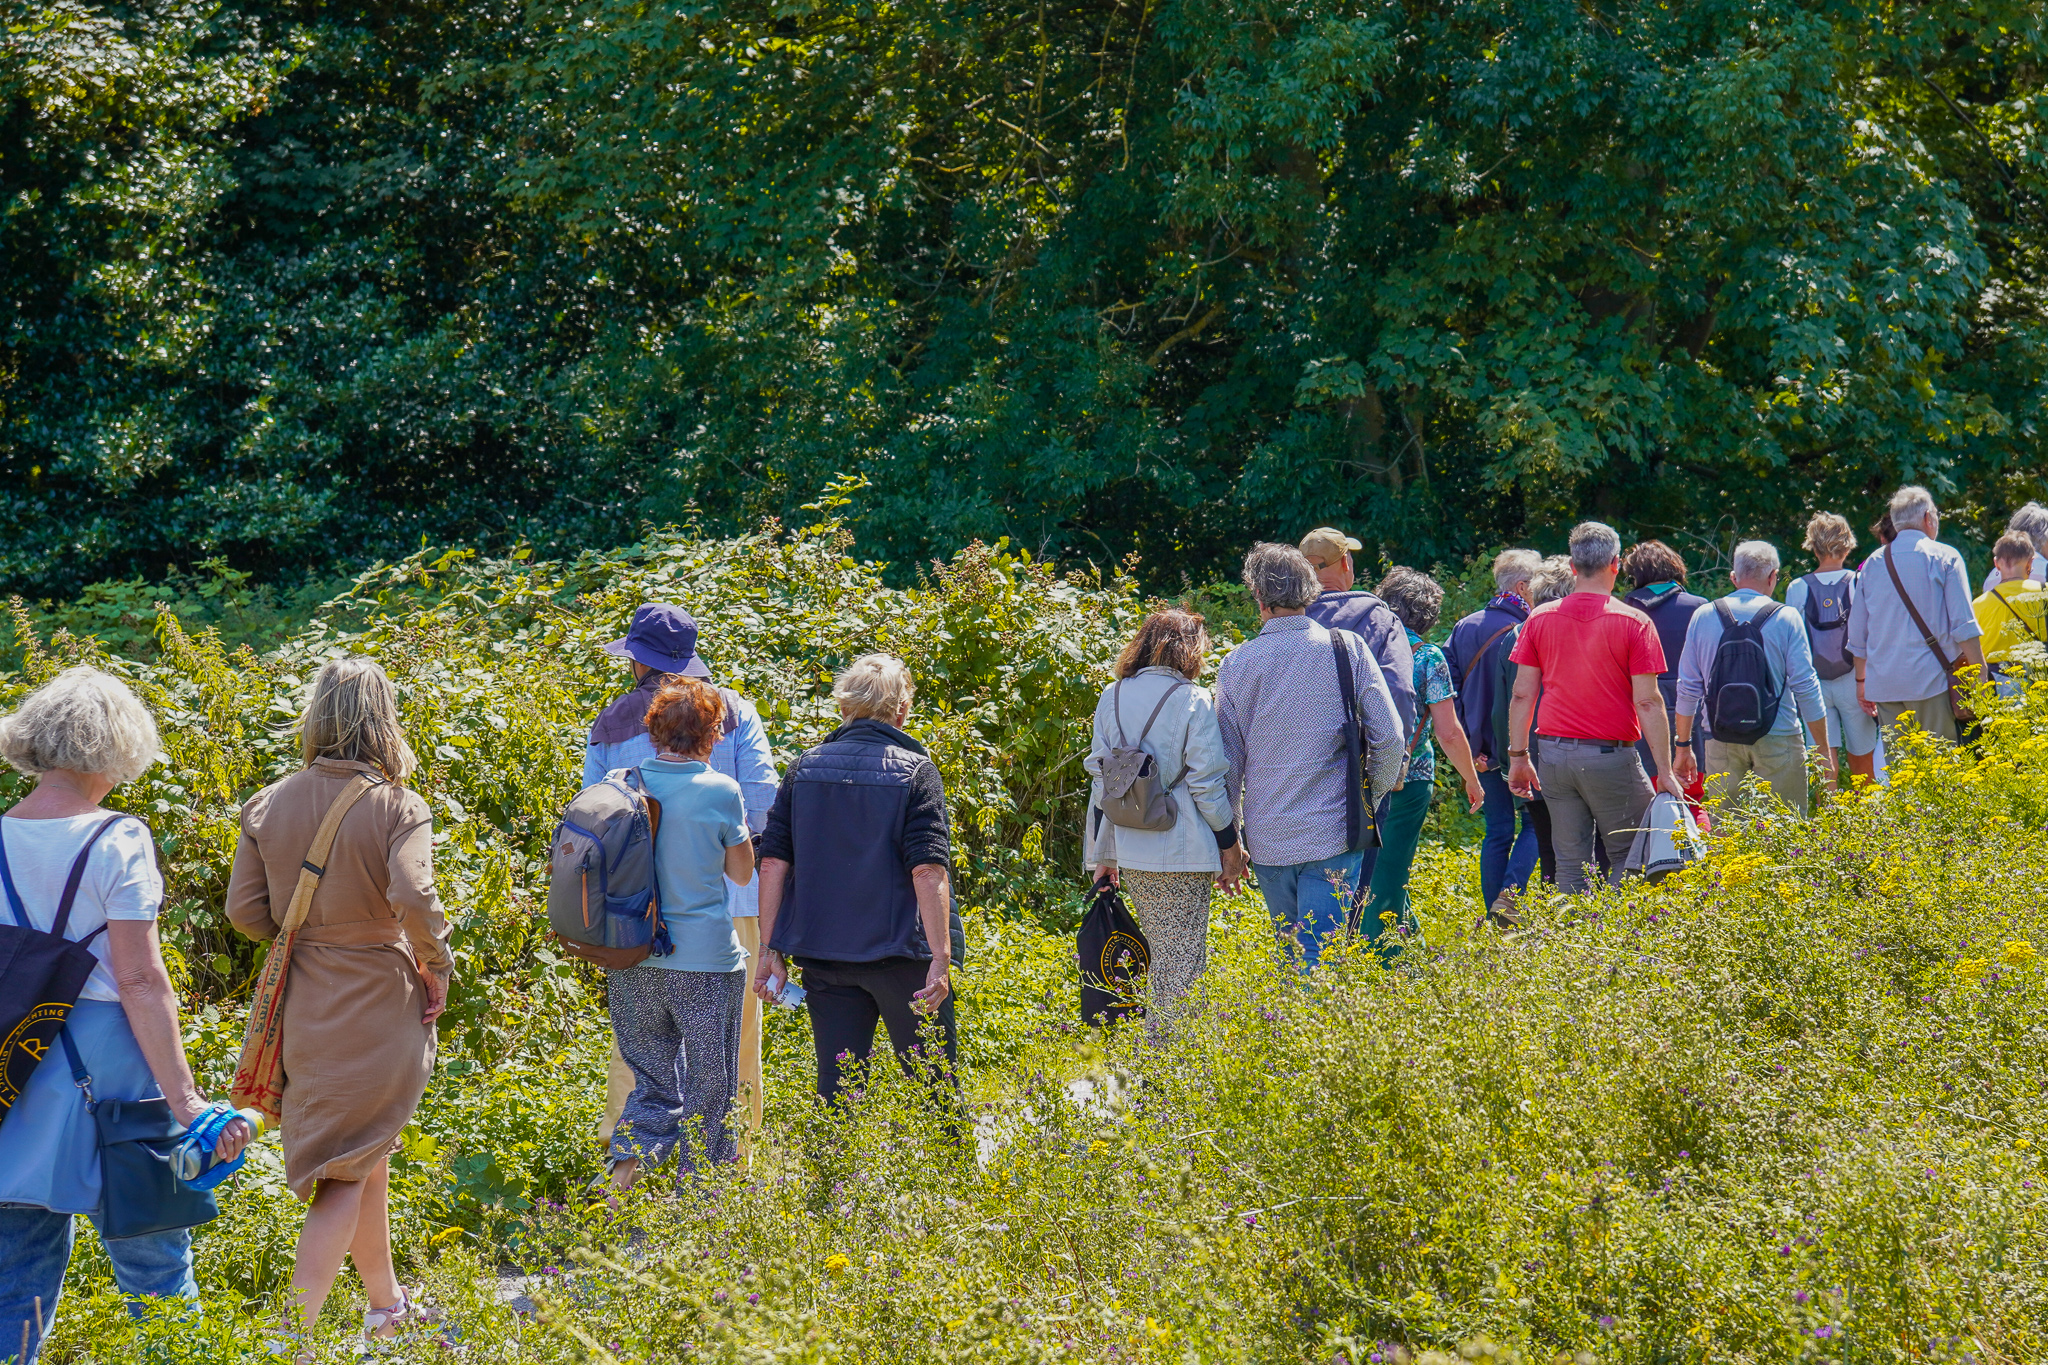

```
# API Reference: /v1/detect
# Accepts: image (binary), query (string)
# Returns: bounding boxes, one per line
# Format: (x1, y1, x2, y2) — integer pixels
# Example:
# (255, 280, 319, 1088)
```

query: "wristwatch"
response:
(1673, 738, 1693, 747)
(1506, 747, 1528, 758)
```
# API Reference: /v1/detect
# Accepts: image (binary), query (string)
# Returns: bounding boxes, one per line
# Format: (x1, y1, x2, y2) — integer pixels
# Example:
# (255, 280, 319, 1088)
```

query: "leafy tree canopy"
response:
(2, 0, 2043, 595)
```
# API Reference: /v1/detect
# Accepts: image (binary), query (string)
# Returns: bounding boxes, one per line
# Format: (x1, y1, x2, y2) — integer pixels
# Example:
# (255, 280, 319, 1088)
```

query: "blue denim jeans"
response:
(1478, 768, 1538, 909)
(0, 1206, 195, 1363)
(1252, 851, 1366, 969)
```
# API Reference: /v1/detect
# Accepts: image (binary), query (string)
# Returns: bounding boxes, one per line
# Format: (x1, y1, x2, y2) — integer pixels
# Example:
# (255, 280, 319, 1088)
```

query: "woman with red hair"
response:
(607, 678, 756, 1192)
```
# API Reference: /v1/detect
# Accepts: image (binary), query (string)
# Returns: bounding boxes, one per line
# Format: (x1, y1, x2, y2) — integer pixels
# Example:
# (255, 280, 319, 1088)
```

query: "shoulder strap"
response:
(1991, 584, 2045, 642)
(1883, 548, 1955, 666)
(0, 814, 129, 940)
(1133, 678, 1189, 745)
(1460, 622, 1516, 686)
(1713, 598, 1737, 634)
(280, 772, 383, 935)
(0, 821, 27, 930)
(1331, 631, 1357, 714)
(718, 687, 741, 739)
(1111, 678, 1129, 747)
(59, 1025, 93, 1105)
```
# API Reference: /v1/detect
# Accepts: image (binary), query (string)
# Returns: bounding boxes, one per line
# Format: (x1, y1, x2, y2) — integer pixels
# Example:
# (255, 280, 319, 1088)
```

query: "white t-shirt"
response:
(0, 814, 163, 1001)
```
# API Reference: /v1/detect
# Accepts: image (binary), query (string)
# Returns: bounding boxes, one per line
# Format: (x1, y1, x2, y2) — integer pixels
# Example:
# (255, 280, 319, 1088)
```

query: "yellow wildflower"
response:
(2002, 940, 2037, 967)
(823, 1253, 850, 1273)
(1954, 957, 1987, 984)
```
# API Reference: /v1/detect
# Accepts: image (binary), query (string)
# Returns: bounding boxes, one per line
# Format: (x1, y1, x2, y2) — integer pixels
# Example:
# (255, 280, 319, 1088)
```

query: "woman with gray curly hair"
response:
(1354, 568, 1484, 958)
(0, 668, 250, 1363)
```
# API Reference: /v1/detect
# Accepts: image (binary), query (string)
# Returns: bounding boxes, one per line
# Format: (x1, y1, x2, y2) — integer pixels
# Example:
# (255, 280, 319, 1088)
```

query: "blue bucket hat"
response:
(602, 603, 711, 677)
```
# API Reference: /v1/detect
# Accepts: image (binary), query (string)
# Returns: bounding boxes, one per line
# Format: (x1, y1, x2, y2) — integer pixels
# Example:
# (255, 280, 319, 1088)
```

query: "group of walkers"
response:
(1, 481, 2038, 1361)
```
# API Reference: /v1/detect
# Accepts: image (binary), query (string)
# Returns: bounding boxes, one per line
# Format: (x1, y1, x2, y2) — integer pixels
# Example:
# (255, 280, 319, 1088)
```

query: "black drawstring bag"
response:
(0, 816, 121, 1131)
(1078, 874, 1150, 1025)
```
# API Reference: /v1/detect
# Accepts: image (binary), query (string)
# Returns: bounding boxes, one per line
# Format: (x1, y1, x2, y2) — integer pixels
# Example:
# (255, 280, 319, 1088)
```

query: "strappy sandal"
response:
(360, 1285, 416, 1347)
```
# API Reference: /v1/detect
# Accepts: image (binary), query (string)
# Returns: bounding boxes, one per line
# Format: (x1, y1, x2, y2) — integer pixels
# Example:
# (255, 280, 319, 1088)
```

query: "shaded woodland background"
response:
(3, 0, 2044, 597)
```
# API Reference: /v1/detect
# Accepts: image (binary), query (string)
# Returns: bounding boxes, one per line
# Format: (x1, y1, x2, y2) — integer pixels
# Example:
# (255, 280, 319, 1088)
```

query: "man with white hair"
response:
(1847, 485, 1987, 745)
(1980, 501, 2048, 592)
(1443, 548, 1543, 912)
(1504, 522, 1682, 893)
(1671, 540, 1833, 815)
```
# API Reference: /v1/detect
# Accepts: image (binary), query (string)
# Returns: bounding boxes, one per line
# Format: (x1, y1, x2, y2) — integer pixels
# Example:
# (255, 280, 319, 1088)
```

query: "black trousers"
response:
(797, 957, 958, 1105)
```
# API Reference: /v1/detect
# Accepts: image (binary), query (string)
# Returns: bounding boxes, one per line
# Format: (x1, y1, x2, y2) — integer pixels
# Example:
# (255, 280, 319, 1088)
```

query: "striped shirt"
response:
(1216, 615, 1405, 867)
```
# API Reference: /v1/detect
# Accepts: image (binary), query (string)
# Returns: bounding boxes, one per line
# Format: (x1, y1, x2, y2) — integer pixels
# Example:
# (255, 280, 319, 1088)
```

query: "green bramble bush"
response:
(9, 515, 2046, 1362)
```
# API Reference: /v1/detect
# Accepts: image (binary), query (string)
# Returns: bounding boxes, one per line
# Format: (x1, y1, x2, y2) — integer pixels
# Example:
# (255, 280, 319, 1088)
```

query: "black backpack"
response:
(1705, 599, 1785, 744)
(1798, 573, 1855, 680)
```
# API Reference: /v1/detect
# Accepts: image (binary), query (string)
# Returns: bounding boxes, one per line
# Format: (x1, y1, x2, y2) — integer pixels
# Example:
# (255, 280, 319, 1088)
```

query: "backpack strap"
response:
(1111, 677, 1129, 748)
(1132, 678, 1188, 745)
(718, 687, 741, 739)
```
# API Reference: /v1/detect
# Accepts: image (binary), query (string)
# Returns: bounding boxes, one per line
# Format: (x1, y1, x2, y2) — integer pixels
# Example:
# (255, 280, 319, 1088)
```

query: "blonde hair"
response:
(298, 657, 417, 779)
(832, 653, 915, 722)
(1802, 512, 1857, 561)
(0, 666, 161, 784)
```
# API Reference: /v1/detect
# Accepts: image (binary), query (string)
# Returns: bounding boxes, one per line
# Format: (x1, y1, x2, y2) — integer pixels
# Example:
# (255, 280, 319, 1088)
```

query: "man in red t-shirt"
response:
(1504, 522, 1683, 893)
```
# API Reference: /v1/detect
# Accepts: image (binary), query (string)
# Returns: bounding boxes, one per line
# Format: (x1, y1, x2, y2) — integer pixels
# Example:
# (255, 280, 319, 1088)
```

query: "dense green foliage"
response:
(4, 0, 2045, 595)
(2, 518, 2040, 1362)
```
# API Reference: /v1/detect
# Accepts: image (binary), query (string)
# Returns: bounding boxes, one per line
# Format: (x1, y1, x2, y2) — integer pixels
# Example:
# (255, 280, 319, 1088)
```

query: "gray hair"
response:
(1375, 567, 1445, 635)
(0, 666, 161, 784)
(833, 653, 916, 721)
(1491, 549, 1543, 594)
(1531, 555, 1576, 606)
(1889, 485, 1937, 531)
(300, 656, 418, 779)
(1241, 542, 1322, 611)
(1730, 540, 1781, 581)
(2007, 501, 2048, 553)
(1567, 521, 1622, 575)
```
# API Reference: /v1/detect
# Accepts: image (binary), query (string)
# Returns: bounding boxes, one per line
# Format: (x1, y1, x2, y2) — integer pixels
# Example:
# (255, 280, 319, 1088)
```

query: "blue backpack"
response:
(547, 769, 673, 969)
(1705, 600, 1784, 745)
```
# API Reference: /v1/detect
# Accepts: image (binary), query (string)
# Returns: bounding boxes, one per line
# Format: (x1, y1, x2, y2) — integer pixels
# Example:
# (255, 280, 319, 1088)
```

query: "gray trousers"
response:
(1876, 694, 1959, 745)
(607, 964, 745, 1175)
(1536, 738, 1654, 894)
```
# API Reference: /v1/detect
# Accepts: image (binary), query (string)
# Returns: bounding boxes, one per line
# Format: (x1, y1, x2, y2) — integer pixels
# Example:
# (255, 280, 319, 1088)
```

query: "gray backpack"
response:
(547, 768, 671, 969)
(1098, 678, 1188, 831)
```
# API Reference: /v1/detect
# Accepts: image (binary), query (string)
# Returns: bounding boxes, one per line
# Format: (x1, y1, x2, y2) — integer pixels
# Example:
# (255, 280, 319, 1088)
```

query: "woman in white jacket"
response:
(1083, 609, 1243, 1027)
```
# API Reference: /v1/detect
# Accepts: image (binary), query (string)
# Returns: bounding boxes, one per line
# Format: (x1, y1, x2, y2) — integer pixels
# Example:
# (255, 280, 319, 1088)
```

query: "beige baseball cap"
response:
(1299, 526, 1363, 564)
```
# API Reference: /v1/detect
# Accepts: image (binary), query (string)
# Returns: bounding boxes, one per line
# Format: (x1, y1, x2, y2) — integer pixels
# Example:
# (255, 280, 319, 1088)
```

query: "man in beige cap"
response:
(1299, 527, 1417, 738)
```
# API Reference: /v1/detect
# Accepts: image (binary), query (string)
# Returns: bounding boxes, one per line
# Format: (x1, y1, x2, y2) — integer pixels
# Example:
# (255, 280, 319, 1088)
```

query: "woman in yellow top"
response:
(1972, 531, 2048, 699)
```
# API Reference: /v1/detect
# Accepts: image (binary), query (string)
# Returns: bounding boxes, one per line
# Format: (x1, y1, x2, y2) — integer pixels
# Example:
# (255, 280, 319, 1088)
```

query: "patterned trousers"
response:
(1121, 869, 1214, 1031)
(606, 965, 745, 1175)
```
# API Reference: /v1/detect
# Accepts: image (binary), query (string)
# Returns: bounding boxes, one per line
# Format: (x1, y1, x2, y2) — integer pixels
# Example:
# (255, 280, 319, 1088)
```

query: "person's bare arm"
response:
(1672, 710, 1698, 785)
(107, 920, 249, 1156)
(911, 863, 952, 1012)
(724, 837, 755, 887)
(751, 857, 790, 1001)
(1959, 636, 1988, 675)
(1505, 664, 1542, 798)
(1428, 698, 1483, 812)
(1809, 717, 1837, 790)
(1632, 674, 1683, 798)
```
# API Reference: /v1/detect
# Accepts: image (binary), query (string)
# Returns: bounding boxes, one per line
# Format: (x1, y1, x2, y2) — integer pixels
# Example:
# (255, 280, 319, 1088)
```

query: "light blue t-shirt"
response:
(638, 758, 749, 973)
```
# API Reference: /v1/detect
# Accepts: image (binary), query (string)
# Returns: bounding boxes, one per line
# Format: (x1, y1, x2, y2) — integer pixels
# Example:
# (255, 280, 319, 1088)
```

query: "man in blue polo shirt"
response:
(1672, 540, 1834, 815)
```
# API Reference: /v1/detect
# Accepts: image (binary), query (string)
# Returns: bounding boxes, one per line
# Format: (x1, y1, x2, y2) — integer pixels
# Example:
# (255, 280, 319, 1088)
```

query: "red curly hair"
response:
(645, 678, 725, 759)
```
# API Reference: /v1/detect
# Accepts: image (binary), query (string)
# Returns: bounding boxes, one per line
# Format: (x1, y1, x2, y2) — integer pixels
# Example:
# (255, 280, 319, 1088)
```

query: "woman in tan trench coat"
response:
(227, 657, 451, 1351)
